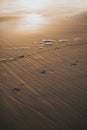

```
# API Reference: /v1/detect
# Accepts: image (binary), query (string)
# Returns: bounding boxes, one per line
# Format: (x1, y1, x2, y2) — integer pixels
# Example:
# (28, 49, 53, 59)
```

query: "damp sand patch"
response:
(8, 47, 30, 50)
(0, 55, 24, 63)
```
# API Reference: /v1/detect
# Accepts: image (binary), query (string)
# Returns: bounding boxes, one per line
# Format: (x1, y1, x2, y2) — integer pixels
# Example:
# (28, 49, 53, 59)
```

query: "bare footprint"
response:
(12, 88, 21, 93)
(49, 69, 54, 73)
(40, 70, 46, 75)
(12, 84, 24, 93)
(70, 61, 79, 66)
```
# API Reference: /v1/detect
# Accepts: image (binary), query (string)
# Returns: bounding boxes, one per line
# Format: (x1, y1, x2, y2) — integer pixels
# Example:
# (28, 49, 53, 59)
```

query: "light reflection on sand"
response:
(0, 13, 48, 33)
(17, 13, 48, 32)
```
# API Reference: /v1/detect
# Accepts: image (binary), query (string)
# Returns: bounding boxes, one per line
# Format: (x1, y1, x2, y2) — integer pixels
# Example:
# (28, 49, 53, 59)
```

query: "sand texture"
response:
(0, 12, 87, 130)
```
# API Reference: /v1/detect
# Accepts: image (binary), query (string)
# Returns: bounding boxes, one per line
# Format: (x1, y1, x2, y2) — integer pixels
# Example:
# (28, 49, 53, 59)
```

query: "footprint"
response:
(71, 63, 77, 66)
(12, 88, 21, 92)
(70, 61, 79, 66)
(49, 69, 54, 73)
(12, 84, 24, 93)
(40, 70, 46, 75)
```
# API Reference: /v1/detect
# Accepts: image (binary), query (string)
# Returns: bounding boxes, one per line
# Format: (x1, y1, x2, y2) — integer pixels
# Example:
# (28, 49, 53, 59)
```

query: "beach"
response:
(0, 8, 87, 130)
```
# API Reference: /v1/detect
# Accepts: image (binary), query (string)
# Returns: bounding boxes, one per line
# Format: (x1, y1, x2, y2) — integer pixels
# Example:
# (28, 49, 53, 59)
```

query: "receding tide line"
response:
(0, 55, 24, 63)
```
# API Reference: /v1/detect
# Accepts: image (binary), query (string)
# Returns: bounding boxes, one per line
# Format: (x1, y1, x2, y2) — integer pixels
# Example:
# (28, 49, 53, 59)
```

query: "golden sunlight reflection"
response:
(17, 13, 48, 32)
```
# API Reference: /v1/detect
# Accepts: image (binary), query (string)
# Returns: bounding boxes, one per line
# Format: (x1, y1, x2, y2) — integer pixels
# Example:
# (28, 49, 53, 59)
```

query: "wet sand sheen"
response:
(0, 13, 48, 34)
(0, 37, 87, 129)
(0, 11, 87, 130)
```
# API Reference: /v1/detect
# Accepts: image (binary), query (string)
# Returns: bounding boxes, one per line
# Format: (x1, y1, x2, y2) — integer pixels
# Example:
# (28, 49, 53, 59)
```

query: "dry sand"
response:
(0, 13, 87, 130)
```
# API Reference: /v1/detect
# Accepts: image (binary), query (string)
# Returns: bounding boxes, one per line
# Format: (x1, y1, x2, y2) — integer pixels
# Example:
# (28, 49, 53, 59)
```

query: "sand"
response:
(0, 13, 87, 130)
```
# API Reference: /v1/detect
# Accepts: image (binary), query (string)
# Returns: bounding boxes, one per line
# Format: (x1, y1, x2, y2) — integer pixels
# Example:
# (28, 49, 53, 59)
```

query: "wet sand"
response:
(0, 13, 87, 130)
